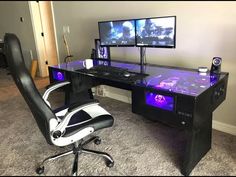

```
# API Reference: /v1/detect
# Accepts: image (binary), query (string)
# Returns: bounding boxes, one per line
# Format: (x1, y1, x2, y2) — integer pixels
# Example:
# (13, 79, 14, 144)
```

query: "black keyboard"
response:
(90, 65, 128, 74)
(78, 65, 148, 83)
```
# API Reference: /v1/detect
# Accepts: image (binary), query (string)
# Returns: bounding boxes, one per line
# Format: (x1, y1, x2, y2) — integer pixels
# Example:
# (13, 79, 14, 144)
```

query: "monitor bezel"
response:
(98, 18, 136, 47)
(135, 15, 176, 48)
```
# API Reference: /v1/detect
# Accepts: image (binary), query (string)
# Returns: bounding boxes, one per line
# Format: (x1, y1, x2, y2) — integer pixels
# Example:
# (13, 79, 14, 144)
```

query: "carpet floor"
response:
(0, 68, 235, 176)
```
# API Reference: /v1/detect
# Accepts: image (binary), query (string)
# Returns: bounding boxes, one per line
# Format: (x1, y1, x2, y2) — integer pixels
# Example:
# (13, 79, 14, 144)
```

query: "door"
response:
(29, 1, 58, 77)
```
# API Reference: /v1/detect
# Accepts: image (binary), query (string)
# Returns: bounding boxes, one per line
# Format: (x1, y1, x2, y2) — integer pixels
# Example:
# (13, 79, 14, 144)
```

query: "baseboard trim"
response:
(104, 89, 131, 104)
(212, 120, 236, 136)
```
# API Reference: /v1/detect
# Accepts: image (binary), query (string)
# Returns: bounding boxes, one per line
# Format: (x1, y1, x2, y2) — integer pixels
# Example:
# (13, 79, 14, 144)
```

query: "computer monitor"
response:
(98, 19, 136, 47)
(136, 16, 176, 48)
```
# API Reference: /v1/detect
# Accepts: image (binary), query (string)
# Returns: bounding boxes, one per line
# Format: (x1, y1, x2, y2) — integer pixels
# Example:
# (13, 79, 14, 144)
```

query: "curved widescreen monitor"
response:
(98, 19, 136, 47)
(136, 16, 176, 48)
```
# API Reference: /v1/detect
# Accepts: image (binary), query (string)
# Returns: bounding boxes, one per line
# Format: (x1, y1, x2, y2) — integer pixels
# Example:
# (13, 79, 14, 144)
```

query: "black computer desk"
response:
(48, 59, 229, 176)
(0, 42, 8, 69)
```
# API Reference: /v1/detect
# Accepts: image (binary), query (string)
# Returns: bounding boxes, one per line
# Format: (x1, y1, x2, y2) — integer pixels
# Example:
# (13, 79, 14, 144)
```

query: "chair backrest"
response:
(4, 33, 55, 145)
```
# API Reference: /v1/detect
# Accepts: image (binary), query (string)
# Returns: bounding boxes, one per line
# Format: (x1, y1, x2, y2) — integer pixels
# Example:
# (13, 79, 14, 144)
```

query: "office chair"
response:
(3, 33, 114, 176)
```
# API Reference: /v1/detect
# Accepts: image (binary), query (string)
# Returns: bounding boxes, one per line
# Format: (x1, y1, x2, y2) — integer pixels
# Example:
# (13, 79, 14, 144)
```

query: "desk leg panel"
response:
(181, 113, 212, 176)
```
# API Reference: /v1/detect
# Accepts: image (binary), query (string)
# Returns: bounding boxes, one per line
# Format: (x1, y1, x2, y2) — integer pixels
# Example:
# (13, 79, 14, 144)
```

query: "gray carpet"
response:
(0, 68, 235, 176)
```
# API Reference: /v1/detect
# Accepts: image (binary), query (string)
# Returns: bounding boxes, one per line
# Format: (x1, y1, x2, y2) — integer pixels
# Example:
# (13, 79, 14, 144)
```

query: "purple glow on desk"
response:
(142, 70, 220, 96)
(50, 59, 223, 96)
(156, 76, 180, 88)
(146, 91, 174, 111)
(210, 74, 220, 86)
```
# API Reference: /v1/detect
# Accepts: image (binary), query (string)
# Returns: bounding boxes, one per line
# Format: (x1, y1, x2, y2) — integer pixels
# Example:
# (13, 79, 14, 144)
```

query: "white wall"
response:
(0, 1, 37, 69)
(52, 1, 236, 129)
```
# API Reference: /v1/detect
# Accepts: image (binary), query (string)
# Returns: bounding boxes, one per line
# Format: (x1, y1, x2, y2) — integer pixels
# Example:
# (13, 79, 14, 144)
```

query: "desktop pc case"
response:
(132, 72, 228, 175)
(132, 73, 228, 128)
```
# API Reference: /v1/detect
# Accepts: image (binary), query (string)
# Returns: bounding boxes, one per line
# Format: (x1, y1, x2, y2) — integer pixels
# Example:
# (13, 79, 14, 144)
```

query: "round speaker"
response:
(211, 57, 222, 74)
(212, 57, 222, 66)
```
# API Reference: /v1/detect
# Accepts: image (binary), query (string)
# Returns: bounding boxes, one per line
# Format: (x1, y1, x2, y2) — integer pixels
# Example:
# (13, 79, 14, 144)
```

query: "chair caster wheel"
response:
(36, 166, 44, 174)
(106, 160, 114, 168)
(94, 138, 101, 145)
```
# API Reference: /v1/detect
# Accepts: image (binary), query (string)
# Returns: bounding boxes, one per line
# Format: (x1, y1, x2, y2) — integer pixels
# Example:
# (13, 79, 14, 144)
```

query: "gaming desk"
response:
(0, 42, 8, 68)
(48, 59, 229, 176)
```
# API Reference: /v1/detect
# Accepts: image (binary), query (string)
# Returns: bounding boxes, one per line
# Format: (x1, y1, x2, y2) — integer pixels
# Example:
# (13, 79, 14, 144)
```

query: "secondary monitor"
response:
(98, 19, 136, 47)
(136, 16, 176, 48)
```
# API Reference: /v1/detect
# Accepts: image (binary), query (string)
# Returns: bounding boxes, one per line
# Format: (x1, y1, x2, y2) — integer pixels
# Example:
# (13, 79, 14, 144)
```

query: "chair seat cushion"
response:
(64, 110, 114, 137)
(68, 110, 92, 125)
(52, 99, 99, 115)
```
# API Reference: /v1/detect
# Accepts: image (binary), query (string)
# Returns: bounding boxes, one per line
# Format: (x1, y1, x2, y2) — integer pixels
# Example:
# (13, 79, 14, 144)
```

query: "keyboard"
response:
(78, 65, 148, 83)
(90, 65, 128, 74)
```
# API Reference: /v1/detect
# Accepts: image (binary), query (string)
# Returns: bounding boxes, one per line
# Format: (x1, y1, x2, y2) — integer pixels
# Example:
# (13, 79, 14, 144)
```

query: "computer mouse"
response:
(123, 72, 131, 77)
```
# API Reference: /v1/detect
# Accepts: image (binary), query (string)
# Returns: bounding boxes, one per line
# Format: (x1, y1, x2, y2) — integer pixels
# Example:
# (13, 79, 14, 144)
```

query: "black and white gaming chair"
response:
(4, 33, 114, 176)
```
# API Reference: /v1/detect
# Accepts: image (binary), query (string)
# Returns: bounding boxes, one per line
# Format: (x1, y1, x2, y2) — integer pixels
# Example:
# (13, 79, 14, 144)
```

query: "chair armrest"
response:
(42, 80, 70, 103)
(51, 102, 99, 137)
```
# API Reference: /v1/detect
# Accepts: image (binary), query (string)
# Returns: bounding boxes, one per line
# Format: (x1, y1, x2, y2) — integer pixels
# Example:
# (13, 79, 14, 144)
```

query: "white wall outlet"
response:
(29, 50, 33, 60)
(96, 85, 105, 97)
(63, 25, 70, 34)
(20, 17, 24, 22)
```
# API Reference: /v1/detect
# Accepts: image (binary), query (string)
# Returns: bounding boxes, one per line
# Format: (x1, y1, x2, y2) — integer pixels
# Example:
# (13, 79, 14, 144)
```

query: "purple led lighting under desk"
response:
(51, 59, 223, 96)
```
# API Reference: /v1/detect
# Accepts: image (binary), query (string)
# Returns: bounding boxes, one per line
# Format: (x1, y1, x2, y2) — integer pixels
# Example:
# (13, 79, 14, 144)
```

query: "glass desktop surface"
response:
(51, 59, 224, 97)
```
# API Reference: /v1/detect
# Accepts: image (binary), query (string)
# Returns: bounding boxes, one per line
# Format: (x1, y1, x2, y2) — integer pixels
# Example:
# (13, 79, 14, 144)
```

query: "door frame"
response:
(50, 1, 59, 66)
(28, 1, 59, 77)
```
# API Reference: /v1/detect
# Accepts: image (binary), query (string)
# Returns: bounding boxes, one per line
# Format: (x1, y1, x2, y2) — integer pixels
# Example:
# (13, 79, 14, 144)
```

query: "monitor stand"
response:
(140, 46, 145, 74)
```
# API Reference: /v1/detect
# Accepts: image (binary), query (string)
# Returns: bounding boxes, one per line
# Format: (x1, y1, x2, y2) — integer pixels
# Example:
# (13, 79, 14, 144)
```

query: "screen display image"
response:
(97, 46, 109, 59)
(95, 39, 110, 59)
(99, 20, 136, 46)
(136, 16, 176, 47)
(52, 70, 65, 81)
(145, 91, 174, 111)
